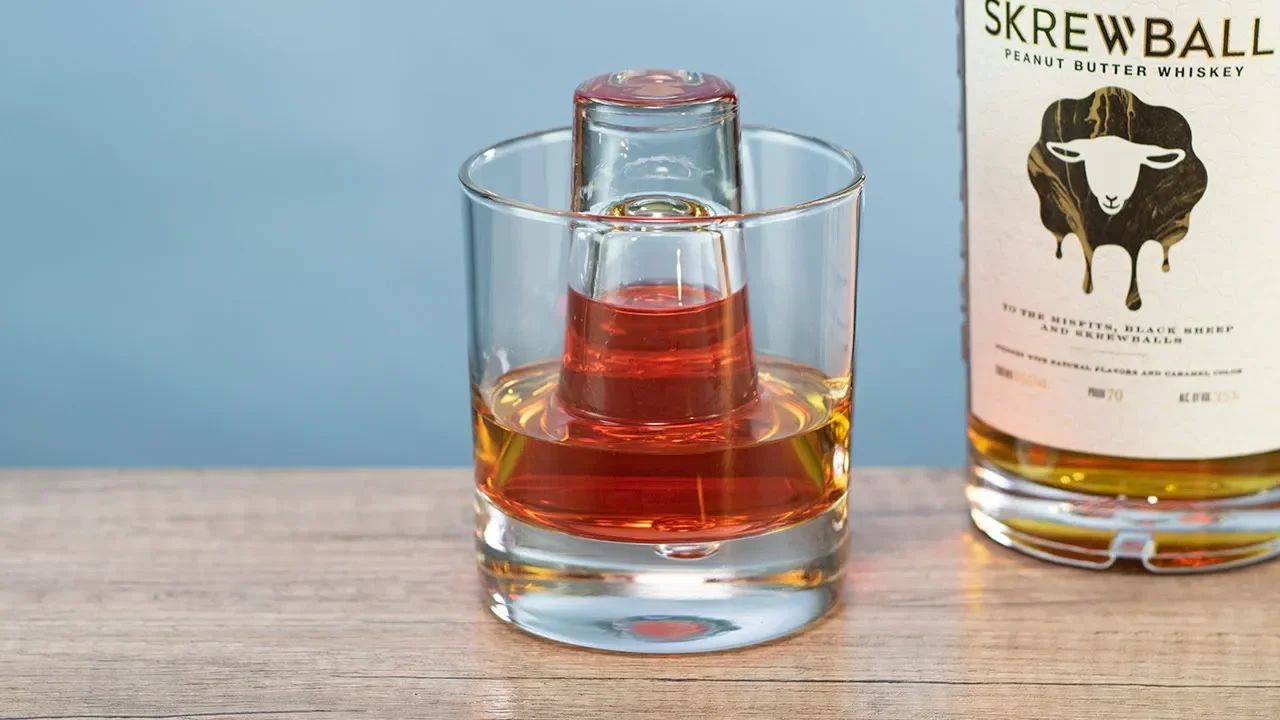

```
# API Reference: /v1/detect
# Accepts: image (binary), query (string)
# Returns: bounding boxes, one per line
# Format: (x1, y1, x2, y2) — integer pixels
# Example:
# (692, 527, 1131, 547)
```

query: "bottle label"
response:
(963, 1, 1280, 459)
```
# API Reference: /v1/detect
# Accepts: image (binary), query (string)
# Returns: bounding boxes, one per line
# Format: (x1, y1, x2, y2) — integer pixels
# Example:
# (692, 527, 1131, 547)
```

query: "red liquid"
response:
(473, 283, 849, 544)
(558, 284, 758, 422)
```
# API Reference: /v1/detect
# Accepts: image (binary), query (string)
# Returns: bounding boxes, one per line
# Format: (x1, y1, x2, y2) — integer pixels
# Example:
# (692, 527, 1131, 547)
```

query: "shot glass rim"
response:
(458, 125, 865, 226)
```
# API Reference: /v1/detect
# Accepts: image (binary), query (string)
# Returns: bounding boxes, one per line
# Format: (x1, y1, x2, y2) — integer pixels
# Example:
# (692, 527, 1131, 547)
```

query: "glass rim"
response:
(458, 125, 865, 225)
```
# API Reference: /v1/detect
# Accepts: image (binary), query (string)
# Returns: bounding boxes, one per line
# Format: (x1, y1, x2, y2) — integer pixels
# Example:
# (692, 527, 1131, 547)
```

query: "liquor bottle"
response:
(961, 1, 1280, 571)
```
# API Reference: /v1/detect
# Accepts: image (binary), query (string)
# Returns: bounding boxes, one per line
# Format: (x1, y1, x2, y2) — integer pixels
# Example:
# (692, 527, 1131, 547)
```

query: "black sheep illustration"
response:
(1027, 87, 1209, 310)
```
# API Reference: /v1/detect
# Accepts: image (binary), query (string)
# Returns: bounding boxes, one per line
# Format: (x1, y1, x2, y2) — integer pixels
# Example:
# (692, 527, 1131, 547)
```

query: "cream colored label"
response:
(964, 1, 1280, 459)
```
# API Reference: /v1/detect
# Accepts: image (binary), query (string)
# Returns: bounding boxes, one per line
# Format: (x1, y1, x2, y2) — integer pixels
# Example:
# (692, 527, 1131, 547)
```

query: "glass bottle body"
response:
(959, 0, 1280, 571)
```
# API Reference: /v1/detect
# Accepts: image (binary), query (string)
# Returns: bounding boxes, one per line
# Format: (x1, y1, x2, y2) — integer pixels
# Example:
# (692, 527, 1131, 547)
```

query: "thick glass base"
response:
(476, 491, 848, 653)
(968, 457, 1280, 573)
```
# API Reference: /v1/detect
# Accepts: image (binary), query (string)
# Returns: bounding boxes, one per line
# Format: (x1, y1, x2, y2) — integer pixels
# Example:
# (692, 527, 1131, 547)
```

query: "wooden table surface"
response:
(2, 468, 1277, 719)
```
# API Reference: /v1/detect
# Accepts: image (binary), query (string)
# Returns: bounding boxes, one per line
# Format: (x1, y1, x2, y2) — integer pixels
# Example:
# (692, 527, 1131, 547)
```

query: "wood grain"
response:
(1, 468, 1277, 719)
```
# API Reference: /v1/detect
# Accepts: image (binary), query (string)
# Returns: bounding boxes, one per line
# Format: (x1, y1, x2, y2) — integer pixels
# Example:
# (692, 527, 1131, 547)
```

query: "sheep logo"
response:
(1027, 87, 1208, 310)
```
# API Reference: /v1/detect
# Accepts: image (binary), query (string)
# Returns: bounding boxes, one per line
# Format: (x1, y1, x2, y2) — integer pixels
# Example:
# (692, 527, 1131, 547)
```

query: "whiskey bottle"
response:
(960, 1, 1280, 571)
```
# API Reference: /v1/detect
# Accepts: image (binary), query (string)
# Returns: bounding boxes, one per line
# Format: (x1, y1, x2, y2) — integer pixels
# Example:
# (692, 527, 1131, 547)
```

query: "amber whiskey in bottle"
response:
(961, 1, 1280, 571)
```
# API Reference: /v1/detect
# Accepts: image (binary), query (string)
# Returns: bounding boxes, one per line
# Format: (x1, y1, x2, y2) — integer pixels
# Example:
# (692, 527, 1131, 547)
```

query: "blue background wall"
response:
(0, 0, 965, 467)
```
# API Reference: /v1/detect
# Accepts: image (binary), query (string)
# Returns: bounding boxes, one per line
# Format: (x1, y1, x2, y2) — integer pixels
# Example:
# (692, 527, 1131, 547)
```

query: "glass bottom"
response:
(476, 491, 848, 653)
(968, 456, 1280, 573)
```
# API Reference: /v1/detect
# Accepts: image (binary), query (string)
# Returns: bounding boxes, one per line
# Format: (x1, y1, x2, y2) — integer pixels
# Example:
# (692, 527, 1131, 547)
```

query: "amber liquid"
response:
(969, 416, 1280, 501)
(970, 416, 1280, 563)
(473, 283, 850, 544)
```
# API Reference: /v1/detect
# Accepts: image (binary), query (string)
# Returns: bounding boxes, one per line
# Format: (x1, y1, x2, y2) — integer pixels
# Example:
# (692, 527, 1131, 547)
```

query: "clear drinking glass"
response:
(461, 119, 863, 652)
